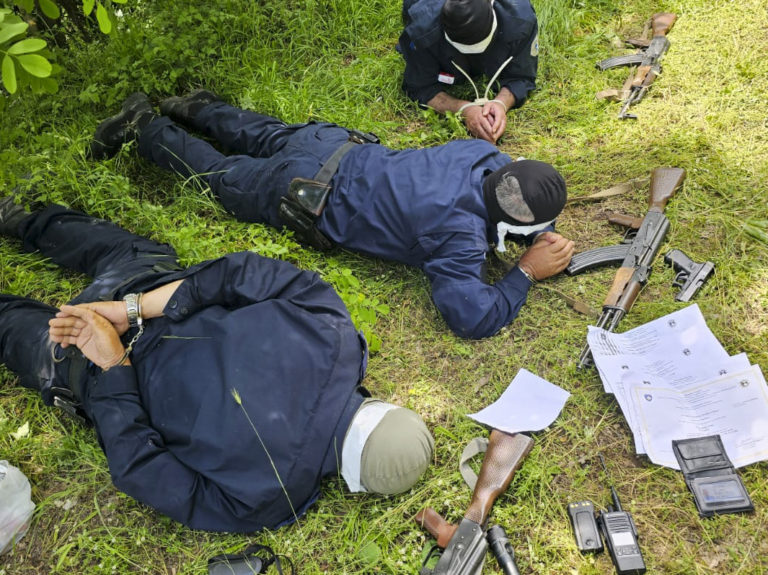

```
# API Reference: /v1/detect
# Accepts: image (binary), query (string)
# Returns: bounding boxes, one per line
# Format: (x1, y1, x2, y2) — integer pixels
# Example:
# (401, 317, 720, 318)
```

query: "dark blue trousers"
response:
(137, 103, 350, 227)
(0, 205, 180, 406)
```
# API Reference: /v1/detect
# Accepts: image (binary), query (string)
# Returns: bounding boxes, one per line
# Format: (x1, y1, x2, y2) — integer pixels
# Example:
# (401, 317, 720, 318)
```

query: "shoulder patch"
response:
(531, 33, 539, 57)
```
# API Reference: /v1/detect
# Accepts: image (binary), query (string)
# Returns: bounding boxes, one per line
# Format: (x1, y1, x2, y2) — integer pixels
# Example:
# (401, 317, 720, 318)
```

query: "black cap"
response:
(482, 160, 567, 225)
(441, 0, 495, 45)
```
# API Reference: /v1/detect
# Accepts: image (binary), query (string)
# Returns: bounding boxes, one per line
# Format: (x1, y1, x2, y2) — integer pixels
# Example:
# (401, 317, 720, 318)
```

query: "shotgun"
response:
(565, 167, 686, 368)
(415, 431, 534, 575)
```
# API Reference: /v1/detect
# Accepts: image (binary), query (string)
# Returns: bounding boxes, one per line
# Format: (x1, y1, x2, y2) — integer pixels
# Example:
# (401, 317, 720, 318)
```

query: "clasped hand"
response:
(463, 100, 507, 144)
(518, 232, 575, 281)
(49, 301, 129, 370)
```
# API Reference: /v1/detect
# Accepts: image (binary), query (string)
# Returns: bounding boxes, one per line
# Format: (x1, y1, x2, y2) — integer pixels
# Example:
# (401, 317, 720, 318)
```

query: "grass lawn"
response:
(1, 0, 766, 573)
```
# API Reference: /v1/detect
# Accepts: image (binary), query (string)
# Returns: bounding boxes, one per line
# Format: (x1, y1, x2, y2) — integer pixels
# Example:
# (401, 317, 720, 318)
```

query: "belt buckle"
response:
(348, 130, 379, 145)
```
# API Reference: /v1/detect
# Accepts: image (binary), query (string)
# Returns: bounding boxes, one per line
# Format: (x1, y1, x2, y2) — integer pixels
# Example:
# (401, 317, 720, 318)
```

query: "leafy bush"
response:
(0, 0, 129, 95)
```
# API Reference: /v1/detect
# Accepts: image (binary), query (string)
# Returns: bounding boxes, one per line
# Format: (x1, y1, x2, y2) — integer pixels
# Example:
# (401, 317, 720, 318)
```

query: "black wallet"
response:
(208, 543, 293, 575)
(672, 434, 754, 517)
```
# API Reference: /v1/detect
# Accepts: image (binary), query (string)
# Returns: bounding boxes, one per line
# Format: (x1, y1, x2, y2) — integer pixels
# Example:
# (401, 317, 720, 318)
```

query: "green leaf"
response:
(7, 38, 47, 55)
(38, 0, 61, 19)
(17, 53, 52, 78)
(0, 21, 28, 45)
(15, 1, 35, 12)
(41, 76, 59, 93)
(357, 541, 381, 565)
(2, 53, 17, 94)
(83, 0, 95, 16)
(95, 2, 112, 34)
(111, 0, 128, 3)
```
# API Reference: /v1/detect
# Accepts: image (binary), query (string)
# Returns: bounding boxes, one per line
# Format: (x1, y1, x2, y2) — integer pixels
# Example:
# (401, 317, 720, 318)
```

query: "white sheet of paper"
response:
(612, 353, 752, 454)
(467, 368, 570, 434)
(631, 365, 768, 469)
(586, 305, 747, 456)
(587, 305, 728, 373)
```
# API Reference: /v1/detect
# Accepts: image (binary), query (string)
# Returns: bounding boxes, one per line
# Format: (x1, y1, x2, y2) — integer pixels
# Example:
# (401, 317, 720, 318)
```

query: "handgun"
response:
(663, 249, 714, 302)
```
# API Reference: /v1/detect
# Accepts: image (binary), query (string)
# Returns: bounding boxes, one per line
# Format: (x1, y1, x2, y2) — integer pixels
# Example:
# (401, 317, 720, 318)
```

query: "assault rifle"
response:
(565, 167, 687, 368)
(415, 431, 533, 575)
(596, 13, 677, 119)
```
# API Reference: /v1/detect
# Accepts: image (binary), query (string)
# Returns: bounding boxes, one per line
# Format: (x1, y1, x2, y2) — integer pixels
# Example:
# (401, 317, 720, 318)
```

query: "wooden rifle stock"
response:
(648, 166, 685, 212)
(651, 12, 677, 37)
(464, 431, 533, 525)
(414, 431, 534, 547)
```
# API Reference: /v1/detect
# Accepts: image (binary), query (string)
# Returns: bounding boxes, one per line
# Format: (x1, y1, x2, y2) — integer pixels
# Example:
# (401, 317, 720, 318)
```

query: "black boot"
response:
(89, 92, 157, 160)
(159, 89, 221, 126)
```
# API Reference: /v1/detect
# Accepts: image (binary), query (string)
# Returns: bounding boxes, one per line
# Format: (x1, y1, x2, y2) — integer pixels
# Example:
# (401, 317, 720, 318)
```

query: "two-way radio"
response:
(568, 455, 646, 575)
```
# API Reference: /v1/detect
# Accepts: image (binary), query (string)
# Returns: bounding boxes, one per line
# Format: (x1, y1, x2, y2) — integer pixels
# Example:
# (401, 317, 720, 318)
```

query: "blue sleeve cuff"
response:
(503, 81, 534, 109)
(89, 365, 138, 398)
(510, 265, 535, 287)
(163, 279, 198, 321)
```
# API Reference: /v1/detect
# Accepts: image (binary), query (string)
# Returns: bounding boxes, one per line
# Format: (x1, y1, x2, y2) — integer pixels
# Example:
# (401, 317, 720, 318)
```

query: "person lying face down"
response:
(398, 0, 540, 143)
(0, 199, 434, 532)
(90, 91, 573, 340)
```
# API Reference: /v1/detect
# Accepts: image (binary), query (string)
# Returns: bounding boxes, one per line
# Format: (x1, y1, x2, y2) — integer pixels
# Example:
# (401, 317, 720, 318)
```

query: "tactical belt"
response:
(50, 344, 90, 425)
(278, 130, 379, 250)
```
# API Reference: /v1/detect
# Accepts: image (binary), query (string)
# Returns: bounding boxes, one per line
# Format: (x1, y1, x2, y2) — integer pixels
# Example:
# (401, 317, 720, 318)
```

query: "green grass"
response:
(2, 0, 767, 573)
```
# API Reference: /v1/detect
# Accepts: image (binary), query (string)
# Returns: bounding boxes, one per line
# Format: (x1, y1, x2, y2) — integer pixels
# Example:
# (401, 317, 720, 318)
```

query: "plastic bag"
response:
(0, 460, 35, 554)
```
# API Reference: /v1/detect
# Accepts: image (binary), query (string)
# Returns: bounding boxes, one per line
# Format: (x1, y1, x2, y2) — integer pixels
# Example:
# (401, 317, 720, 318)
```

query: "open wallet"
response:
(672, 435, 754, 518)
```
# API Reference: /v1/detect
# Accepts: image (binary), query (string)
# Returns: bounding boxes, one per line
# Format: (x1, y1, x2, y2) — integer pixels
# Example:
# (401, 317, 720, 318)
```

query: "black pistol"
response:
(663, 249, 714, 302)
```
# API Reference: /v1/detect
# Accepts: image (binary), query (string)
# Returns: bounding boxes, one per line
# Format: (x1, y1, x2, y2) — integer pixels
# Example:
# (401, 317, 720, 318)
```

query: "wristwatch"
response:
(123, 293, 143, 328)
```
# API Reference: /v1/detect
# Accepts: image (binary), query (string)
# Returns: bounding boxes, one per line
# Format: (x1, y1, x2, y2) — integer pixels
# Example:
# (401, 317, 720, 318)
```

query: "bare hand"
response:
(482, 100, 507, 142)
(518, 232, 575, 280)
(463, 106, 496, 143)
(49, 305, 127, 370)
(65, 301, 130, 335)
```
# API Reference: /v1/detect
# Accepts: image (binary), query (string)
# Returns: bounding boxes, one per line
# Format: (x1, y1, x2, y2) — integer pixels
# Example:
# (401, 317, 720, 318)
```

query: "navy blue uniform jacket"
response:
(320, 137, 535, 339)
(399, 0, 538, 107)
(140, 111, 538, 341)
(81, 252, 366, 532)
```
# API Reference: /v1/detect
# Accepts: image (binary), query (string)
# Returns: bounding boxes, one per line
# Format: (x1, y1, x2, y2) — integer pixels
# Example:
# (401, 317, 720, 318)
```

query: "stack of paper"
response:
(587, 304, 768, 469)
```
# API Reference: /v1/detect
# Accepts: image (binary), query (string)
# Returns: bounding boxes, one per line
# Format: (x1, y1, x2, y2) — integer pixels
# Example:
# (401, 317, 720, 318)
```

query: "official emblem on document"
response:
(531, 33, 539, 56)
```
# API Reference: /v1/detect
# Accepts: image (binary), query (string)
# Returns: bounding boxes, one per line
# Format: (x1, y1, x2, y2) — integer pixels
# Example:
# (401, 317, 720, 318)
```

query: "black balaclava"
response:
(441, 0, 495, 45)
(482, 160, 567, 226)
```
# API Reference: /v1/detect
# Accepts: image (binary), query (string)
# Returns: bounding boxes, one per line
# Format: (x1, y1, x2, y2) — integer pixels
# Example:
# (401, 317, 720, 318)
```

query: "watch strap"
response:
(124, 293, 143, 328)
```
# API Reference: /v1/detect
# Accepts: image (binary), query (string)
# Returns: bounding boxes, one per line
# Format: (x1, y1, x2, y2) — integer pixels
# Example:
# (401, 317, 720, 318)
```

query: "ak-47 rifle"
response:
(565, 167, 687, 368)
(415, 431, 534, 575)
(596, 13, 677, 119)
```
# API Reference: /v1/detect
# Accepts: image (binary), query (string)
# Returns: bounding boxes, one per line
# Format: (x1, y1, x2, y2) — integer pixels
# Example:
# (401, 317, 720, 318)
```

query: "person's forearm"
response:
(141, 280, 184, 319)
(426, 91, 471, 114)
(493, 87, 516, 112)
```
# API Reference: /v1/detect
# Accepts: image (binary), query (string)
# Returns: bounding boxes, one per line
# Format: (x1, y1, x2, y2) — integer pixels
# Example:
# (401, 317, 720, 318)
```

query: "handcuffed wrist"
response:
(518, 265, 537, 284)
(102, 349, 131, 372)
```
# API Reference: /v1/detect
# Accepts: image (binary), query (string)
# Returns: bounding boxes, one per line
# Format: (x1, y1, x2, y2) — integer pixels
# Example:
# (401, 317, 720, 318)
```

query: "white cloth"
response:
(496, 220, 553, 252)
(340, 400, 397, 492)
(445, 3, 497, 54)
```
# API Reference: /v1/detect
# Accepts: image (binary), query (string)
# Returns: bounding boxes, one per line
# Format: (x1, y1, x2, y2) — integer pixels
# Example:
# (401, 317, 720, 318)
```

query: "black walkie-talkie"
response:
(597, 455, 646, 575)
